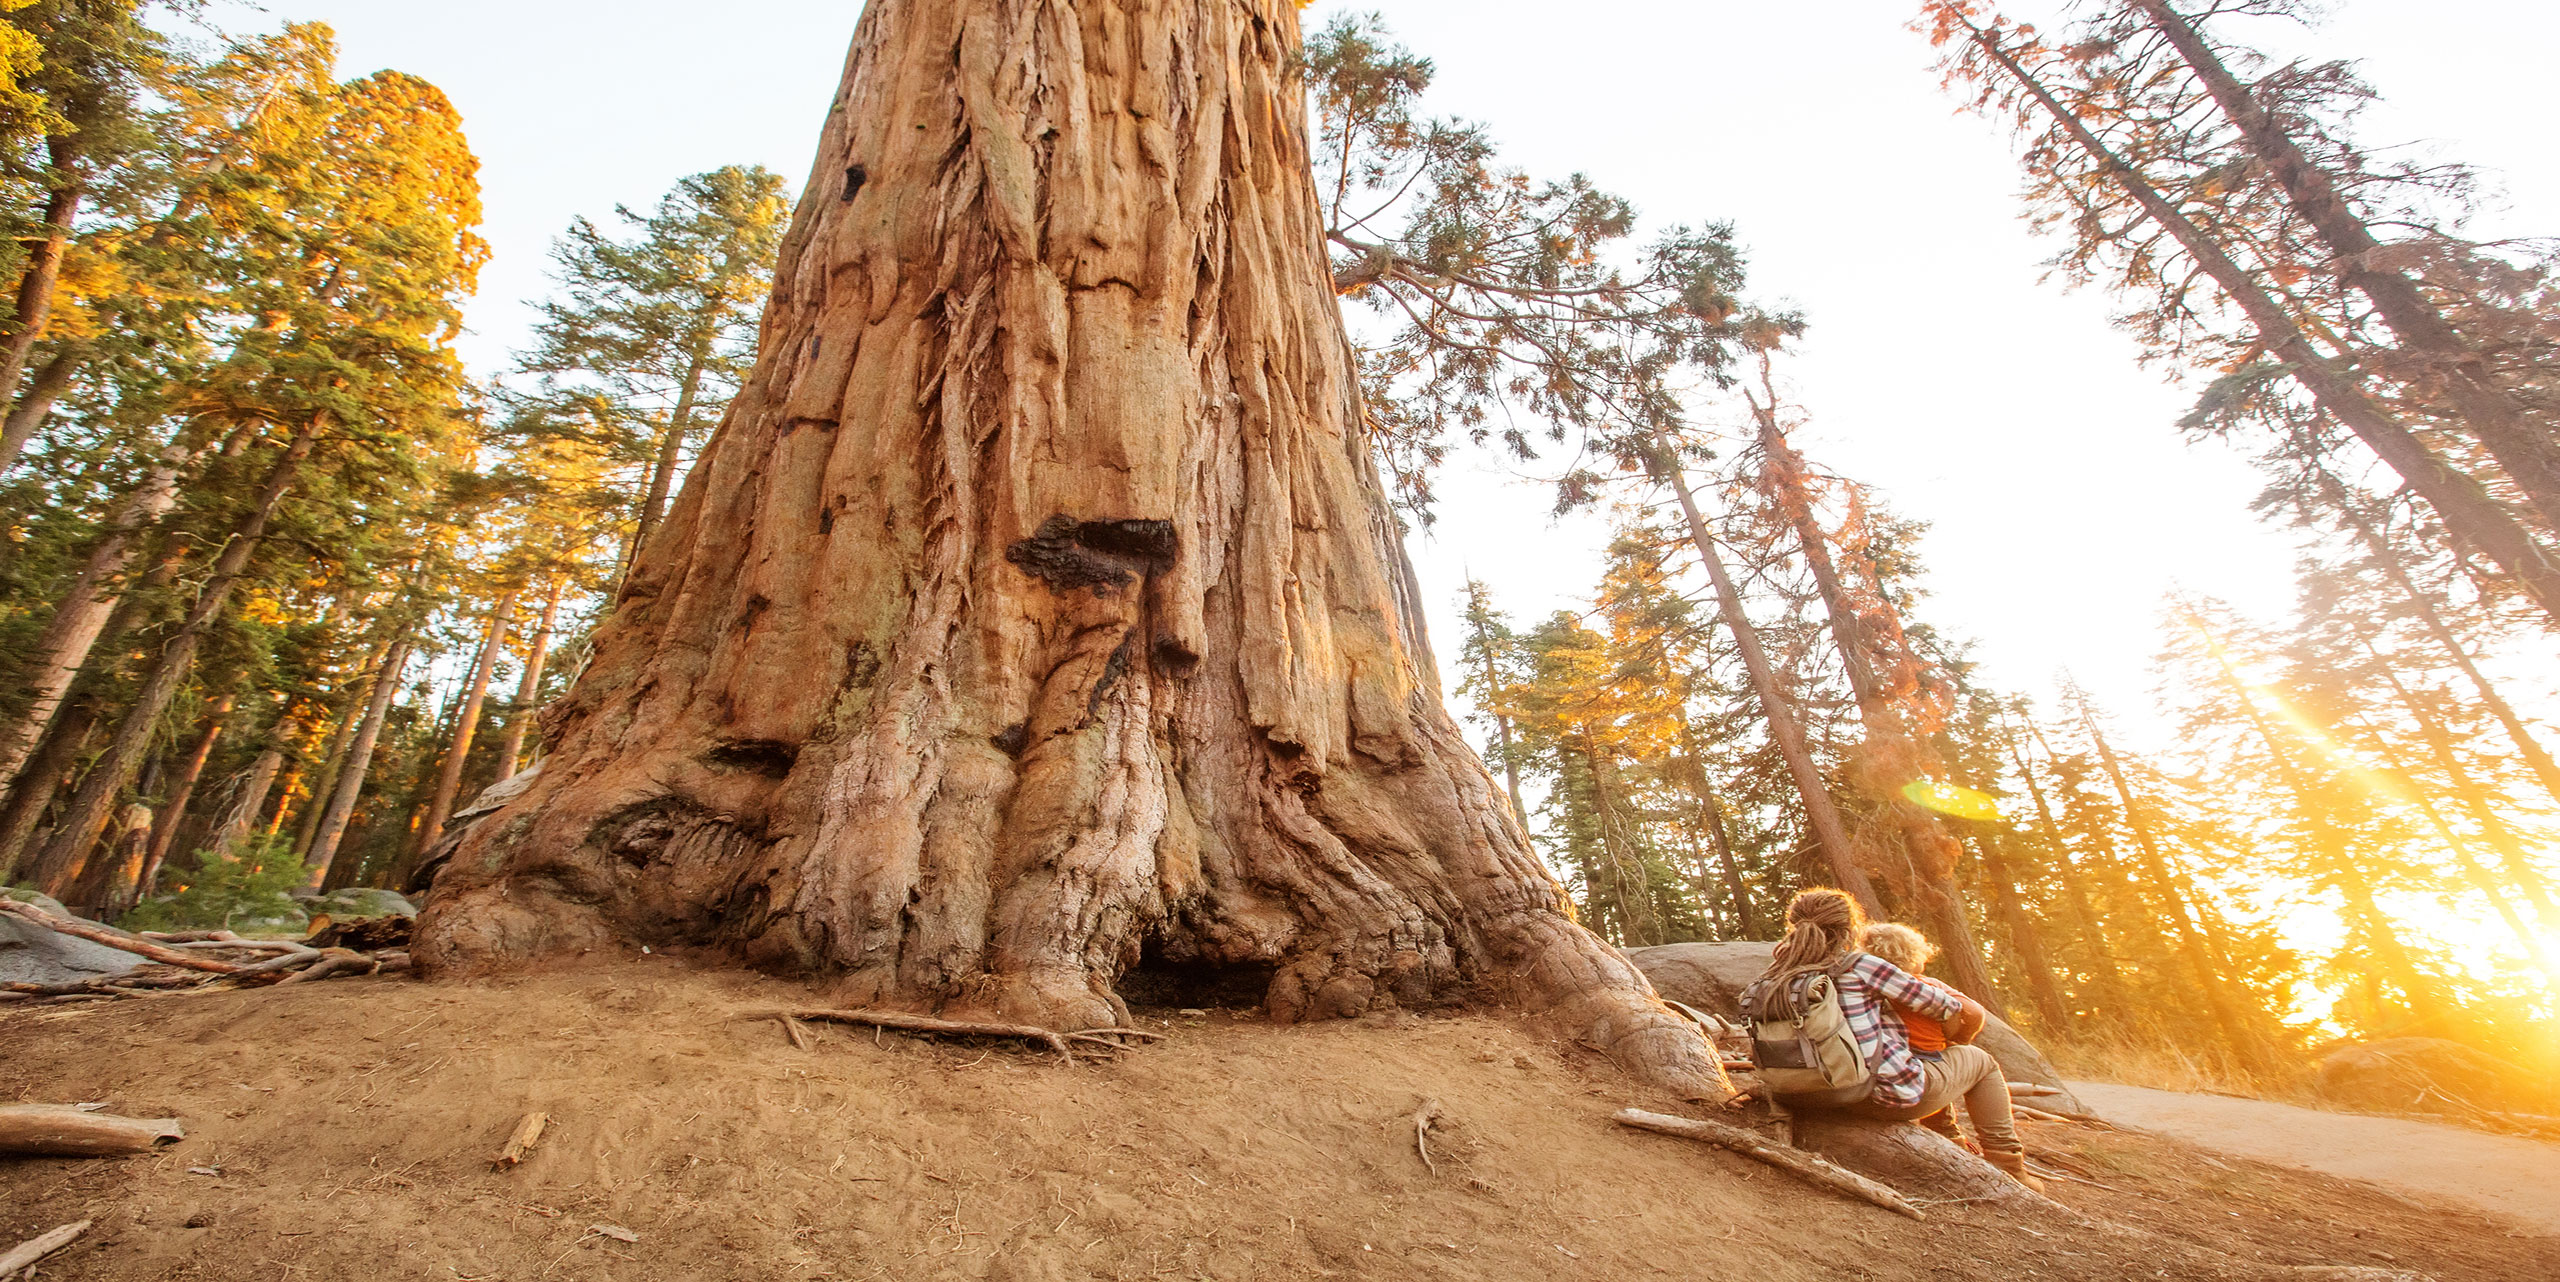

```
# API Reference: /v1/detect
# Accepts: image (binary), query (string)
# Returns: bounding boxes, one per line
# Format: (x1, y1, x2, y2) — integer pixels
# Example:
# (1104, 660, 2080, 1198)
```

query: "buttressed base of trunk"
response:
(414, 0, 1721, 1097)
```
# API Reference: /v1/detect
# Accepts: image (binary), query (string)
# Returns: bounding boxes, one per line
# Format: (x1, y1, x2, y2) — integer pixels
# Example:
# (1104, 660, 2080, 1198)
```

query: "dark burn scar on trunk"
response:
(1005, 515, 1177, 593)
(991, 720, 1029, 756)
(701, 739, 799, 778)
(1150, 636, 1199, 676)
(1088, 630, 1138, 718)
(843, 640, 882, 689)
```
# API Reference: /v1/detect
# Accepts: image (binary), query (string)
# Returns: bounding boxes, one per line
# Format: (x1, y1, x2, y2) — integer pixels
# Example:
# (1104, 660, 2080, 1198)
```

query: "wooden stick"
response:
(1413, 1097, 1443, 1175)
(1061, 1027, 1166, 1042)
(744, 1009, 1076, 1061)
(494, 1112, 549, 1169)
(0, 1106, 184, 1157)
(0, 901, 243, 973)
(1613, 1107, 1925, 1221)
(2006, 1081, 2065, 1097)
(778, 1015, 814, 1051)
(0, 1220, 92, 1275)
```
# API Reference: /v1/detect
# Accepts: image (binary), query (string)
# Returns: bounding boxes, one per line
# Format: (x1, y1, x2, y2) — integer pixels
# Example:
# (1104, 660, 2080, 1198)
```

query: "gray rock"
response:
(308, 888, 417, 919)
(220, 901, 311, 938)
(1, 887, 74, 918)
(1625, 941, 2090, 1115)
(0, 909, 144, 987)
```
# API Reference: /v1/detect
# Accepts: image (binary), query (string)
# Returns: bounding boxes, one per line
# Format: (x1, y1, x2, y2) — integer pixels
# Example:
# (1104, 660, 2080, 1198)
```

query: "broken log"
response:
(494, 1111, 549, 1169)
(0, 901, 243, 973)
(0, 1105, 184, 1157)
(1613, 1107, 1926, 1220)
(0, 1220, 91, 1275)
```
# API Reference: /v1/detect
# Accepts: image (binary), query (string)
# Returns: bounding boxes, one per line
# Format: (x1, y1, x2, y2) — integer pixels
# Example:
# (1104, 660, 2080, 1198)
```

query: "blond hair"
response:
(1860, 922, 1935, 973)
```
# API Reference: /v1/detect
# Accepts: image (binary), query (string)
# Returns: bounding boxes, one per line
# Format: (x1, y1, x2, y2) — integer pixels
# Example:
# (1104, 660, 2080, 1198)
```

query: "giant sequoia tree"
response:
(413, 0, 1719, 1094)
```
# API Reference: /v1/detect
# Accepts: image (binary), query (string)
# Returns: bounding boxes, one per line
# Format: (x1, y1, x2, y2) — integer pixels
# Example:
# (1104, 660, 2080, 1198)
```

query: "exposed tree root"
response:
(1614, 1107, 1926, 1220)
(1412, 1096, 1443, 1175)
(742, 1009, 1164, 1064)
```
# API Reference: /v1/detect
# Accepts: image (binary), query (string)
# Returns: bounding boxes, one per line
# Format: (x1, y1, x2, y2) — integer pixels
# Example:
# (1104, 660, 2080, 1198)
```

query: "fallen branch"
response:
(0, 1220, 91, 1275)
(1614, 1107, 1925, 1220)
(746, 1009, 1077, 1061)
(778, 1015, 814, 1051)
(0, 901, 244, 973)
(1413, 1097, 1443, 1175)
(494, 1112, 549, 1169)
(0, 1106, 184, 1157)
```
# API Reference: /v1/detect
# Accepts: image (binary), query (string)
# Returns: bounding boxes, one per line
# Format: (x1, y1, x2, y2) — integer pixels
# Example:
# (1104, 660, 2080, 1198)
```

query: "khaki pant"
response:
(1840, 1044, 2021, 1155)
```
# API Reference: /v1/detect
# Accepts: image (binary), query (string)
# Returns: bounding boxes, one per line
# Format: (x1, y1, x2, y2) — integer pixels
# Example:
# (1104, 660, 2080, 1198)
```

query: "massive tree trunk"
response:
(413, 0, 1717, 1094)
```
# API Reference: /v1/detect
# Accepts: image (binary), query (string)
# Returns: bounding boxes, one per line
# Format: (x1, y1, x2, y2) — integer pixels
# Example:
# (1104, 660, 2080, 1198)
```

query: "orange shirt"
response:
(1898, 977, 1961, 1054)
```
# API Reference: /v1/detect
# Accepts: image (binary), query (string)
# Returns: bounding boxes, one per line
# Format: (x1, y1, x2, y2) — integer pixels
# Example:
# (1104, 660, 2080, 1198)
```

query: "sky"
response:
(223, 0, 2559, 753)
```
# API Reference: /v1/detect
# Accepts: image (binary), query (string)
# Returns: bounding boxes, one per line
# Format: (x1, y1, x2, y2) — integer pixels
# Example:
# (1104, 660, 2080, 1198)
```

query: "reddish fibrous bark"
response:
(414, 0, 1719, 1095)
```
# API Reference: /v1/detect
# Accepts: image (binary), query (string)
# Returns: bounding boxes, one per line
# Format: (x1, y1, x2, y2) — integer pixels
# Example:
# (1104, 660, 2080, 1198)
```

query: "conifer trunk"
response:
(203, 742, 287, 859)
(0, 347, 76, 470)
(21, 416, 321, 897)
(1649, 436, 1883, 915)
(2364, 661, 2560, 931)
(2316, 462, 2560, 808)
(2009, 730, 2136, 1026)
(0, 431, 207, 788)
(2081, 716, 2265, 1063)
(1747, 390, 2001, 1009)
(303, 638, 413, 890)
(0, 142, 83, 470)
(2132, 0, 2560, 529)
(1967, 831, 2071, 1030)
(141, 694, 233, 895)
(1948, 13, 2560, 621)
(492, 576, 565, 783)
(412, 0, 1718, 1095)
(410, 592, 513, 858)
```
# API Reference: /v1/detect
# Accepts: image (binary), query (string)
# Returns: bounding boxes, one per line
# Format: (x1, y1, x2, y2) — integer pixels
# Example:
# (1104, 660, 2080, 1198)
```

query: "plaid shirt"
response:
(1834, 952, 1965, 1107)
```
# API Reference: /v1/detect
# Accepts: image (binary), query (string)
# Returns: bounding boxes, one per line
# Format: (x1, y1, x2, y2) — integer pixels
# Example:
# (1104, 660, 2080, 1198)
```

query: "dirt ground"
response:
(4, 954, 2554, 1281)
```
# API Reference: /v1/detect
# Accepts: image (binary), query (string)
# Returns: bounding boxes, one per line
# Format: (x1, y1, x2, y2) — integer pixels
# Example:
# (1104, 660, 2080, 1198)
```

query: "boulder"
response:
(2316, 1037, 2549, 1115)
(1, 887, 74, 918)
(1625, 941, 2090, 1115)
(0, 908, 144, 988)
(302, 887, 418, 919)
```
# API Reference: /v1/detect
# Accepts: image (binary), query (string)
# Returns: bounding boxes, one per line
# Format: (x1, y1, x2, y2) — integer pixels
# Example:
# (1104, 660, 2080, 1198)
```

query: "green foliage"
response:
(1305, 12, 1775, 519)
(121, 834, 307, 933)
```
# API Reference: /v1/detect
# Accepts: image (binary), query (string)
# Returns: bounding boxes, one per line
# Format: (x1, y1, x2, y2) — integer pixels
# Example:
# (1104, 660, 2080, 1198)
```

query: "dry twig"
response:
(0, 1220, 91, 1275)
(1412, 1097, 1443, 1175)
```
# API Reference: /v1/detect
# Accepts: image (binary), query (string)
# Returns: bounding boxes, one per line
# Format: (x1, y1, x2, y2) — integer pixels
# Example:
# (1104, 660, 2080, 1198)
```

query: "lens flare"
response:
(1900, 779, 2002, 822)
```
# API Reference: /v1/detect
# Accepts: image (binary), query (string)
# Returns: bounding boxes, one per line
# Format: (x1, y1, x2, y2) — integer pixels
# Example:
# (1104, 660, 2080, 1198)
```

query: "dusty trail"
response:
(3, 959, 2554, 1281)
(2077, 1082, 2560, 1233)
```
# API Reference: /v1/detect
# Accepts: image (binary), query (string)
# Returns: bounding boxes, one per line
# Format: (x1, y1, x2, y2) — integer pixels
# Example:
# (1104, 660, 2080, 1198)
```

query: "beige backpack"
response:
(1739, 960, 1872, 1096)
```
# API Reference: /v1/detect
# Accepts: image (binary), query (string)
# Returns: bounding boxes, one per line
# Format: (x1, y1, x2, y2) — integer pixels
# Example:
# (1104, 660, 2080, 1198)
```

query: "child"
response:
(1859, 922, 1981, 1153)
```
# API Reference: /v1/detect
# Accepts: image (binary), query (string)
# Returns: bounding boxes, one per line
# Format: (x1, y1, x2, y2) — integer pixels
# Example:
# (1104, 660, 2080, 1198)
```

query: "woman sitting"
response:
(1752, 887, 2041, 1191)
